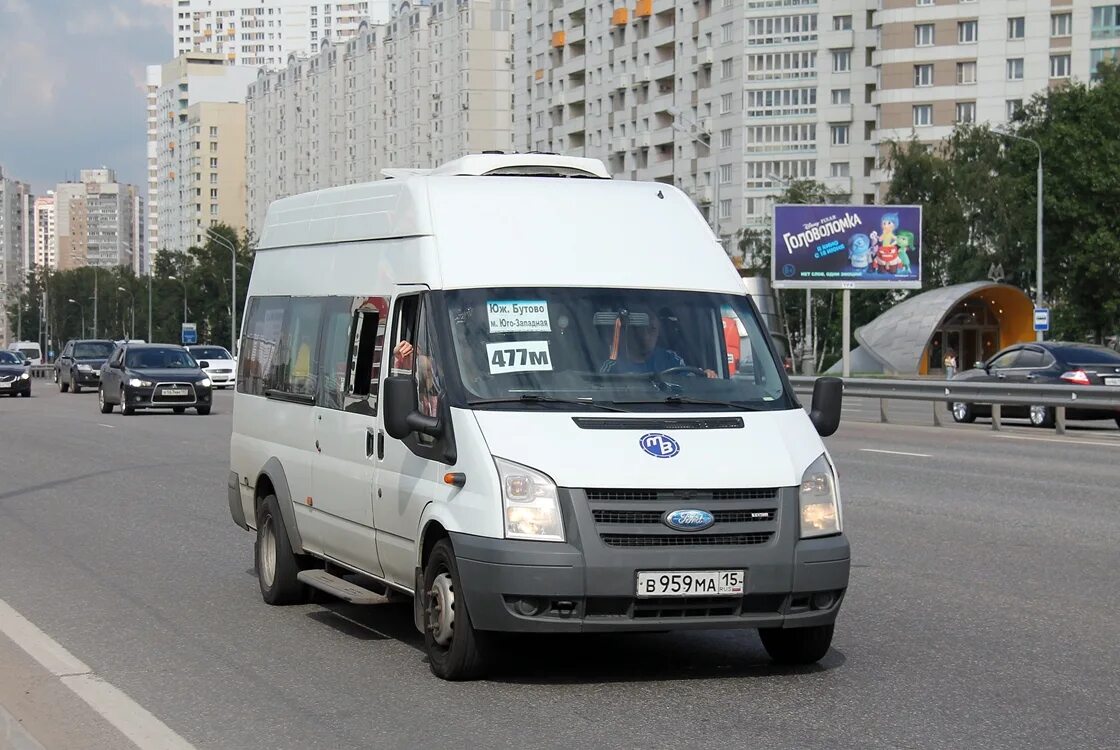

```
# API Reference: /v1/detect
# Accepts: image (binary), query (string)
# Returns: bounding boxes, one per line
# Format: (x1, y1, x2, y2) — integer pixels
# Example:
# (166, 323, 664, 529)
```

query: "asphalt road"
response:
(1, 384, 1118, 749)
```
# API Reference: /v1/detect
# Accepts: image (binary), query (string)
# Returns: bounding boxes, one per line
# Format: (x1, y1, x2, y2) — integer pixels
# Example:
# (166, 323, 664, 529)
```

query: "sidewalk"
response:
(0, 702, 45, 750)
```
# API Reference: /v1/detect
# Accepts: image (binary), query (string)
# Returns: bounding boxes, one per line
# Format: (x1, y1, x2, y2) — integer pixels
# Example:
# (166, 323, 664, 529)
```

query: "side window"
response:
(318, 298, 353, 410)
(275, 298, 324, 398)
(238, 296, 288, 396)
(346, 296, 389, 414)
(413, 303, 444, 421)
(388, 294, 446, 448)
(1016, 348, 1045, 369)
(989, 350, 1019, 370)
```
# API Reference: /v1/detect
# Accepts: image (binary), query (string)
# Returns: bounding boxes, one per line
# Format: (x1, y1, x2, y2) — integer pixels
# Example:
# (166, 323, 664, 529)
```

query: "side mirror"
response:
(974, 361, 986, 370)
(383, 375, 441, 440)
(198, 360, 210, 369)
(23, 360, 31, 367)
(809, 376, 843, 438)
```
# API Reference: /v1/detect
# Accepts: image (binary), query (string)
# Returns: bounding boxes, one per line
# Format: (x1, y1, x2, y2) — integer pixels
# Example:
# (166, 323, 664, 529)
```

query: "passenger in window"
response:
(600, 309, 716, 378)
(393, 340, 441, 416)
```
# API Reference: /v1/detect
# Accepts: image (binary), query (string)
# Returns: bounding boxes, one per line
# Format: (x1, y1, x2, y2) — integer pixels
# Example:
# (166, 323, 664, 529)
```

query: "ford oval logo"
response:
(640, 432, 680, 458)
(663, 509, 715, 532)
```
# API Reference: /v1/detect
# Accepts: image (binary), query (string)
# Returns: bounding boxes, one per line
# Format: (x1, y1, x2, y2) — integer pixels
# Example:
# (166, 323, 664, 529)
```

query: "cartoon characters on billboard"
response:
(847, 211, 916, 276)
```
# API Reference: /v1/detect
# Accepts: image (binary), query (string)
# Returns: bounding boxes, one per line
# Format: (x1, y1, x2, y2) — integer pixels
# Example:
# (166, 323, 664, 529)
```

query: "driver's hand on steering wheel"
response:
(704, 369, 717, 379)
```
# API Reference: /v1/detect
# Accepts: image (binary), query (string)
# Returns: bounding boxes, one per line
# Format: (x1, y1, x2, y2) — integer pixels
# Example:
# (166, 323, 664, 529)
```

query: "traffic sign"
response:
(181, 322, 198, 344)
(1033, 308, 1050, 332)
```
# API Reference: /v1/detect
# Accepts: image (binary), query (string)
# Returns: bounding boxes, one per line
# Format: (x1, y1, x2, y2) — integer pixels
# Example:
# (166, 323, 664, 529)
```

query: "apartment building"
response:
(172, 0, 390, 67)
(875, 0, 1111, 154)
(154, 54, 258, 255)
(146, 65, 161, 266)
(54, 170, 143, 272)
(246, 2, 514, 234)
(514, 0, 878, 252)
(33, 194, 56, 271)
(0, 166, 32, 346)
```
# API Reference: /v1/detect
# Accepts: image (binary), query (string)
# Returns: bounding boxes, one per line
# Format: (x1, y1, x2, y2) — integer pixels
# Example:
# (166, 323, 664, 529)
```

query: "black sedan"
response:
(55, 339, 116, 393)
(0, 350, 32, 397)
(98, 344, 212, 415)
(948, 342, 1120, 428)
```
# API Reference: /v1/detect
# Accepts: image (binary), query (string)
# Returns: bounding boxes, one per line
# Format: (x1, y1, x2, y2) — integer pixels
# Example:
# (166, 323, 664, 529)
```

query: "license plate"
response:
(162, 388, 189, 396)
(0, 382, 9, 389)
(636, 570, 745, 598)
(1105, 377, 1120, 386)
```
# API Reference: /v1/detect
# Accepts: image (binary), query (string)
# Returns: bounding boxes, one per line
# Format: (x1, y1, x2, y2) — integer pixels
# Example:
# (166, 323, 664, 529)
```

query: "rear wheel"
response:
(950, 402, 975, 423)
(98, 386, 113, 414)
(759, 623, 834, 665)
(1029, 405, 1055, 428)
(255, 494, 310, 605)
(423, 538, 490, 681)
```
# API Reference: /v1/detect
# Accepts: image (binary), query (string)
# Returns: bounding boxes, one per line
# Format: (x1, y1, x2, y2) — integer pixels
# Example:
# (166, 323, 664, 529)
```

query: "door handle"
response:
(377, 431, 385, 460)
(366, 427, 377, 457)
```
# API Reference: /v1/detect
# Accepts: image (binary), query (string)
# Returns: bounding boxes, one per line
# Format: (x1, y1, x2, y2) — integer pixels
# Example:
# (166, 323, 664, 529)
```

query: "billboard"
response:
(771, 204, 922, 289)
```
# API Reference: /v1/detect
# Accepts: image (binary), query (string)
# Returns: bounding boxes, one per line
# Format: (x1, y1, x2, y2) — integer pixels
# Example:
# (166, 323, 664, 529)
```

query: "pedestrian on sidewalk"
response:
(943, 348, 958, 379)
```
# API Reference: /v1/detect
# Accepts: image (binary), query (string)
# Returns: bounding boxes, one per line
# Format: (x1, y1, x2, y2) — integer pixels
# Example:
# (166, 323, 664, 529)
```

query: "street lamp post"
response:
(996, 128, 1044, 341)
(666, 106, 719, 239)
(147, 271, 152, 343)
(68, 298, 85, 338)
(117, 286, 135, 340)
(206, 229, 239, 356)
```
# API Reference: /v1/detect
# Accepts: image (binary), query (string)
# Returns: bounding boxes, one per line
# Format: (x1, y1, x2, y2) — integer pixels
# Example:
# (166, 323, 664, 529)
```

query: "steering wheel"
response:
(656, 366, 708, 378)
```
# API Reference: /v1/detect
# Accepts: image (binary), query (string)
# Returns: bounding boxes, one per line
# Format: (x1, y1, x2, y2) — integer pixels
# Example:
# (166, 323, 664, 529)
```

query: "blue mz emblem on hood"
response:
(663, 509, 715, 532)
(639, 433, 680, 458)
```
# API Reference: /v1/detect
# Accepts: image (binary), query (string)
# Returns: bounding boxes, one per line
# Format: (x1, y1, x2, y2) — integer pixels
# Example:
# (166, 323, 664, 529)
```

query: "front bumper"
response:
(73, 369, 101, 386)
(206, 371, 236, 386)
(0, 378, 31, 395)
(449, 487, 850, 633)
(124, 383, 212, 408)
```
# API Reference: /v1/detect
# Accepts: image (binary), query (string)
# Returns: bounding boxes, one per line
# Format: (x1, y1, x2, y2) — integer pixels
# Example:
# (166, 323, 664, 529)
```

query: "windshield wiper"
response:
(616, 395, 762, 410)
(468, 395, 628, 412)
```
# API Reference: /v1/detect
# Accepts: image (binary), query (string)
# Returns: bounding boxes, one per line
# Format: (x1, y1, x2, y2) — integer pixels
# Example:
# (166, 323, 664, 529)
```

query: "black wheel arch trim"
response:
(228, 471, 248, 531)
(258, 458, 305, 554)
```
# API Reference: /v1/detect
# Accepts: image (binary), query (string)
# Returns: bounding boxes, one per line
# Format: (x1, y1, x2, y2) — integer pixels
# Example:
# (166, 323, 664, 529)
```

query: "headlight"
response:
(199, 377, 211, 388)
(77, 364, 92, 372)
(128, 377, 152, 387)
(799, 454, 841, 538)
(495, 457, 564, 542)
(20, 372, 30, 380)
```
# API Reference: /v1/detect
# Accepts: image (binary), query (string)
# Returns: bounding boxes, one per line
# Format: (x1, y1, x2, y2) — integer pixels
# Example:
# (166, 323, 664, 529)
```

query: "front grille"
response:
(0, 375, 14, 383)
(593, 509, 775, 524)
(213, 368, 233, 374)
(585, 594, 786, 619)
(587, 488, 779, 502)
(152, 382, 197, 404)
(600, 532, 773, 547)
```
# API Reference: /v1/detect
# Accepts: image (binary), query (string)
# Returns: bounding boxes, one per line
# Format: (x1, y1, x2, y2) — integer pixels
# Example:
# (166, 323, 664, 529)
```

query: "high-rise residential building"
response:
(154, 53, 258, 255)
(246, 3, 513, 234)
(172, 0, 391, 67)
(516, 1, 1111, 260)
(0, 165, 33, 346)
(33, 193, 56, 271)
(54, 169, 143, 272)
(146, 65, 161, 266)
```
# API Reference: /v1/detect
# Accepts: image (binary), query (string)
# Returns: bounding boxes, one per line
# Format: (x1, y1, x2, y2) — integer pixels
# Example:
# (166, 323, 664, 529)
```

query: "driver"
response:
(600, 309, 715, 377)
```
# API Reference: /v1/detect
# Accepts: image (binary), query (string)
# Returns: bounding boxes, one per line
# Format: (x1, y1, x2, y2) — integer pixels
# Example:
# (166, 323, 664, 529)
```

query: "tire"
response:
(173, 407, 186, 414)
(1115, 417, 1120, 430)
(423, 538, 491, 681)
(195, 405, 211, 416)
(759, 623, 835, 666)
(950, 402, 975, 424)
(255, 494, 310, 605)
(1029, 405, 1055, 429)
(71, 373, 82, 394)
(59, 371, 69, 393)
(121, 388, 134, 416)
(21, 390, 30, 398)
(98, 386, 113, 414)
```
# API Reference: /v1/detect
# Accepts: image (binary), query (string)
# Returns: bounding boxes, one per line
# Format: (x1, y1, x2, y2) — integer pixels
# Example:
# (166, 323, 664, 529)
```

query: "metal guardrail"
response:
(790, 376, 1120, 435)
(29, 365, 53, 379)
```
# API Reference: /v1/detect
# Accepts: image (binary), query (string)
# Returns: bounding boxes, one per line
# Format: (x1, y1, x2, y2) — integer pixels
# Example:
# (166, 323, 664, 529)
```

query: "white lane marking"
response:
(859, 448, 932, 458)
(97, 423, 115, 429)
(994, 433, 1120, 449)
(0, 599, 196, 750)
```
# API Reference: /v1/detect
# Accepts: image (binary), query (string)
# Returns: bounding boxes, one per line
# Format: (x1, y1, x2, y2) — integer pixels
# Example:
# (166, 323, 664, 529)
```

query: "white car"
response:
(186, 345, 237, 388)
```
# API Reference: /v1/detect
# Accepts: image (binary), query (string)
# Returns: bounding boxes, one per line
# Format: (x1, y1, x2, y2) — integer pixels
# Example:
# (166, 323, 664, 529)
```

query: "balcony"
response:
(552, 91, 565, 107)
(820, 29, 855, 49)
(650, 92, 675, 114)
(650, 126, 675, 146)
(551, 30, 566, 48)
(821, 103, 853, 122)
(697, 185, 714, 204)
(615, 73, 632, 89)
(611, 136, 629, 152)
(566, 84, 586, 104)
(567, 25, 585, 45)
(696, 47, 714, 66)
(636, 132, 651, 148)
(611, 8, 628, 26)
(638, 65, 652, 83)
(651, 58, 675, 82)
(635, 0, 652, 18)
(650, 21, 675, 48)
(566, 116, 586, 133)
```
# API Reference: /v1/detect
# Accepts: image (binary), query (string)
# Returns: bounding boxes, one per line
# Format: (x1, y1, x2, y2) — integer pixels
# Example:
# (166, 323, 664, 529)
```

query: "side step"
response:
(297, 569, 390, 605)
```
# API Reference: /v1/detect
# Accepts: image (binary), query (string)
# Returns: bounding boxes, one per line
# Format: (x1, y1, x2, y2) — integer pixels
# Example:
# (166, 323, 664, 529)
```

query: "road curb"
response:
(0, 701, 46, 750)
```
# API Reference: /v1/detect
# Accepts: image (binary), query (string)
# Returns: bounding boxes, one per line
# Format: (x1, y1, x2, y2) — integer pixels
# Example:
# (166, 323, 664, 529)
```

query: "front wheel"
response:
(1029, 405, 1055, 428)
(759, 623, 834, 665)
(950, 402, 975, 424)
(59, 371, 69, 393)
(423, 539, 490, 681)
(121, 388, 134, 415)
(255, 494, 310, 605)
(98, 387, 113, 414)
(196, 405, 211, 416)
(71, 374, 82, 394)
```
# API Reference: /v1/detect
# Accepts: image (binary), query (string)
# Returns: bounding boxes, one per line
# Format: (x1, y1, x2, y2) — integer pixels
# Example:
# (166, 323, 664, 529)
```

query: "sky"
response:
(0, 0, 172, 195)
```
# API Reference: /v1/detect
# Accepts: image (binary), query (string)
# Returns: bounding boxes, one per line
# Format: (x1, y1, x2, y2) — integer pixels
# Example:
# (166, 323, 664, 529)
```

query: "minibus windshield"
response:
(443, 287, 792, 412)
